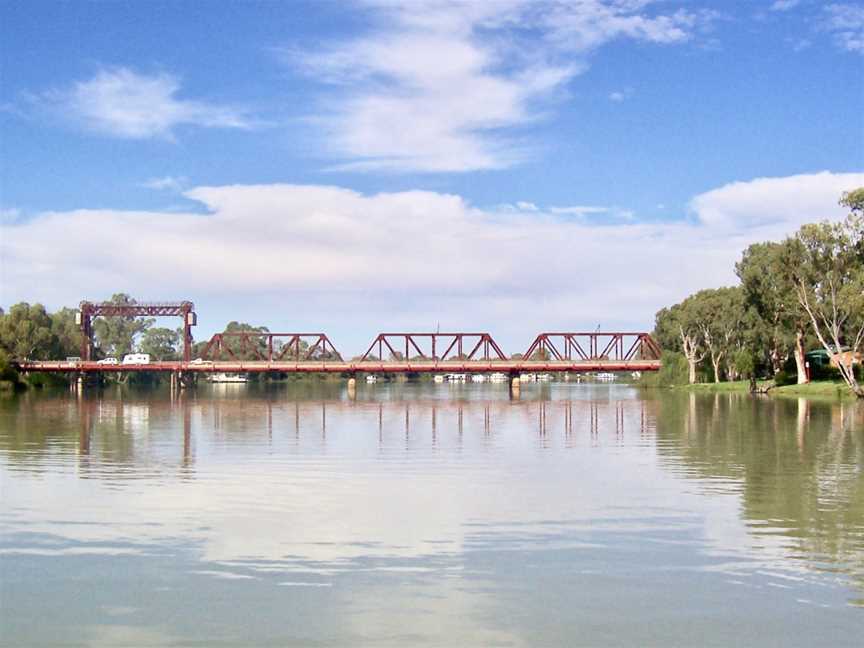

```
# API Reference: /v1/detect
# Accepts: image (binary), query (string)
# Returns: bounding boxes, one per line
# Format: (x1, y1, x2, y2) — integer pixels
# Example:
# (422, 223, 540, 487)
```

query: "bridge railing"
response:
(522, 333, 662, 362)
(198, 332, 343, 362)
(359, 333, 507, 362)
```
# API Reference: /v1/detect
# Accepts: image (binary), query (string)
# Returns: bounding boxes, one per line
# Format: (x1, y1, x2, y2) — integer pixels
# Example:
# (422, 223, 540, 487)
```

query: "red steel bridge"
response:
(15, 301, 662, 376)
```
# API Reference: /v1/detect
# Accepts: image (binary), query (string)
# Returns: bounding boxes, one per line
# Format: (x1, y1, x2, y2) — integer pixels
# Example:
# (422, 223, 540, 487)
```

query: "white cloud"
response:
(822, 3, 864, 53)
(44, 68, 252, 139)
(289, 1, 714, 172)
(141, 176, 189, 192)
(770, 0, 801, 11)
(2, 172, 860, 347)
(608, 87, 634, 103)
(689, 170, 864, 232)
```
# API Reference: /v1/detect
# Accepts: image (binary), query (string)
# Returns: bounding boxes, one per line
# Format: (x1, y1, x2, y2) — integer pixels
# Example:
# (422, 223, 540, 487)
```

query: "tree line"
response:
(653, 189, 864, 398)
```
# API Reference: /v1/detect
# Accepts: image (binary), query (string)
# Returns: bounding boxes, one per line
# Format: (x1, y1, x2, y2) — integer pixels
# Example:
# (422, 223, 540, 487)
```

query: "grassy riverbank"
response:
(682, 379, 856, 399)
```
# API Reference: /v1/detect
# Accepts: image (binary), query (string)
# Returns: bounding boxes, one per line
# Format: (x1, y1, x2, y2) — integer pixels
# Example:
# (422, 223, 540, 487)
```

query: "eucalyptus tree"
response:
(92, 293, 154, 358)
(0, 303, 56, 360)
(50, 307, 83, 358)
(139, 327, 180, 360)
(695, 287, 744, 383)
(736, 242, 809, 383)
(655, 298, 706, 385)
(783, 191, 864, 397)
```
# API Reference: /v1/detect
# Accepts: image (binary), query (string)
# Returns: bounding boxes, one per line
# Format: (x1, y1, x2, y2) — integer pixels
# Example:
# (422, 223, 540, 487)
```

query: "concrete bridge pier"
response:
(509, 373, 521, 400)
(347, 375, 357, 400)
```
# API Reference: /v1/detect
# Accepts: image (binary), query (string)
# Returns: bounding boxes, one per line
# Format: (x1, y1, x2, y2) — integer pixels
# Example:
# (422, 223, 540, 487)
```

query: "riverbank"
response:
(681, 379, 857, 399)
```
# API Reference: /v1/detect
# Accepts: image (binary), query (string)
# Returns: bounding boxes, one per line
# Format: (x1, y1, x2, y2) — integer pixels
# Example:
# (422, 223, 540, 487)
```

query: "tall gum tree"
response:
(784, 190, 864, 397)
(737, 242, 810, 384)
(695, 287, 744, 384)
(655, 299, 706, 385)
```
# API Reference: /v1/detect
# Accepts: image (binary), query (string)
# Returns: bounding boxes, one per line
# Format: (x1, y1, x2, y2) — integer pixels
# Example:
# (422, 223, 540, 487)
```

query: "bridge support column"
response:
(347, 375, 357, 400)
(510, 375, 520, 399)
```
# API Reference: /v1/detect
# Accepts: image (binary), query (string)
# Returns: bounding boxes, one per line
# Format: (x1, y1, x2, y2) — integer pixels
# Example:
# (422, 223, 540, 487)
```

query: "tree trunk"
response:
(794, 329, 808, 384)
(769, 344, 783, 375)
(688, 358, 697, 384)
(835, 356, 864, 398)
(712, 356, 720, 383)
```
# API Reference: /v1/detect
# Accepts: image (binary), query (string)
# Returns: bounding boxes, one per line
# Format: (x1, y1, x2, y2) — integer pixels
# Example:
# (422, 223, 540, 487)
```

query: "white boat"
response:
(471, 374, 486, 383)
(519, 373, 536, 382)
(365, 375, 378, 383)
(209, 372, 248, 383)
(595, 372, 616, 382)
(536, 373, 552, 382)
(446, 373, 467, 383)
(433, 375, 445, 383)
(489, 372, 508, 383)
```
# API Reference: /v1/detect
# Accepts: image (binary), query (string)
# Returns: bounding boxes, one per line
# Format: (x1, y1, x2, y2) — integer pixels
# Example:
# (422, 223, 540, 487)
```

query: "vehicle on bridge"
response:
(121, 354, 151, 365)
(96, 357, 118, 365)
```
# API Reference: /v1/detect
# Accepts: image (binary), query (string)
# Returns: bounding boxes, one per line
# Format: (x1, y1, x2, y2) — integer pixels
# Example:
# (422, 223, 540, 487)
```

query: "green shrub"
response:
(774, 369, 796, 386)
(655, 350, 689, 386)
(0, 349, 20, 384)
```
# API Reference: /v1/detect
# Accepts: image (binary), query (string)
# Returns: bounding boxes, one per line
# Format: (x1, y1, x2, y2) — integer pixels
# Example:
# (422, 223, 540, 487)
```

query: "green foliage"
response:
(0, 303, 56, 359)
(655, 289, 744, 384)
(732, 349, 755, 379)
(92, 293, 154, 358)
(840, 188, 864, 215)
(784, 211, 864, 395)
(139, 327, 180, 360)
(50, 307, 83, 358)
(735, 241, 804, 375)
(0, 348, 20, 384)
(654, 351, 689, 386)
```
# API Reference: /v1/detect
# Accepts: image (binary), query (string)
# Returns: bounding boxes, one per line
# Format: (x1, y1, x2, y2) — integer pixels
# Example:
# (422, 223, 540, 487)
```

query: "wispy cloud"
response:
(769, 0, 801, 12)
(288, 0, 716, 173)
(141, 176, 189, 192)
(822, 3, 864, 53)
(41, 67, 253, 139)
(608, 87, 635, 102)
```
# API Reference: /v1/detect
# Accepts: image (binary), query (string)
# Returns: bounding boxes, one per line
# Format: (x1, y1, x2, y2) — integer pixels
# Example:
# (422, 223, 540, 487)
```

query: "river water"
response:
(1, 383, 862, 646)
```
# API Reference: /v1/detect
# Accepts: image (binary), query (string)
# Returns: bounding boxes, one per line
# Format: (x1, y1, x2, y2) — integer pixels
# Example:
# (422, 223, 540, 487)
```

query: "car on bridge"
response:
(96, 357, 119, 365)
(121, 353, 151, 365)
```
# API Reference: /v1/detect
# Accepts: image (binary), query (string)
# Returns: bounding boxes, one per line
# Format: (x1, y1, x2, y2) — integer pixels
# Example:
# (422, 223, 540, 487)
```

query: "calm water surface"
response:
(1, 383, 862, 646)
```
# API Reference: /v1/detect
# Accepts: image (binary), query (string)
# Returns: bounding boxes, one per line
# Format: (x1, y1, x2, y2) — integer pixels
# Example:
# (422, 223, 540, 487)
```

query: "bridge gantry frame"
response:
(77, 301, 197, 362)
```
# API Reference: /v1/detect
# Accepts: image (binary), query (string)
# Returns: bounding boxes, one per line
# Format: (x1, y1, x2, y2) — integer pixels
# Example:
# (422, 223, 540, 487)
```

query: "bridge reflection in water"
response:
(66, 386, 659, 471)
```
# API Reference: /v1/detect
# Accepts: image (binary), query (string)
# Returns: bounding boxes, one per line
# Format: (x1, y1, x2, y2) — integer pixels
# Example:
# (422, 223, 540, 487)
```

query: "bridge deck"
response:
(17, 360, 660, 374)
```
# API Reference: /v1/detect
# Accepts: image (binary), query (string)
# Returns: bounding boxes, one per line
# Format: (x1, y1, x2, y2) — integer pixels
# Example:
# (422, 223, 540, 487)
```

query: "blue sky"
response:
(1, 0, 863, 352)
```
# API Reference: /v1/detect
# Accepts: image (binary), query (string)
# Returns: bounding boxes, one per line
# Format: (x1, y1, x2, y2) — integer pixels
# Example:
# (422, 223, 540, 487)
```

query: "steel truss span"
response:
(360, 333, 506, 362)
(199, 333, 342, 362)
(522, 333, 662, 362)
(16, 360, 660, 374)
(19, 299, 664, 373)
(18, 330, 661, 374)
